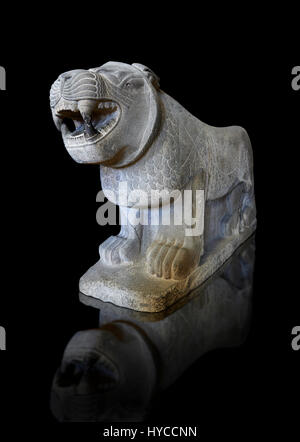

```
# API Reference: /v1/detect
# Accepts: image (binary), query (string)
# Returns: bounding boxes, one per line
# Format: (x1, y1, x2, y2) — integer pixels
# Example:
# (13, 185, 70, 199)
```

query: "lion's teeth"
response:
(98, 101, 114, 109)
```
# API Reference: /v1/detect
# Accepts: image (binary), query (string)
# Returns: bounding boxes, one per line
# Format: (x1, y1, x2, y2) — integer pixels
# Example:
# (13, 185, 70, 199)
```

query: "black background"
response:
(0, 13, 299, 440)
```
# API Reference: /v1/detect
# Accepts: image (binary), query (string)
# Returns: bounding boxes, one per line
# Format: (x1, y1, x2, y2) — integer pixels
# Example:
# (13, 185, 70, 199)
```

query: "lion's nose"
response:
(50, 69, 85, 109)
(50, 69, 106, 109)
(62, 70, 106, 102)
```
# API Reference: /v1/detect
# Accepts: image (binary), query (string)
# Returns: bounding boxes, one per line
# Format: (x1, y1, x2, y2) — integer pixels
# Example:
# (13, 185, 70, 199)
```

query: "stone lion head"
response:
(50, 62, 161, 167)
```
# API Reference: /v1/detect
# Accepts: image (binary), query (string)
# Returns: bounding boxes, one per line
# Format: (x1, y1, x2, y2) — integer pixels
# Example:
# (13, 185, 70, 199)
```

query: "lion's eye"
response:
(124, 78, 144, 89)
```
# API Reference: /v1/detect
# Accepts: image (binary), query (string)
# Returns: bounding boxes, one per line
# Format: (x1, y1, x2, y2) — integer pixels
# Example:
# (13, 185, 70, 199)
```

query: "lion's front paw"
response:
(146, 236, 201, 280)
(99, 235, 139, 265)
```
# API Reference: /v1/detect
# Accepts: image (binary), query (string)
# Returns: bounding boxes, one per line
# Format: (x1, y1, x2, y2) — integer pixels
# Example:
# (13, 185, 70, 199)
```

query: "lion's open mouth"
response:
(56, 100, 120, 147)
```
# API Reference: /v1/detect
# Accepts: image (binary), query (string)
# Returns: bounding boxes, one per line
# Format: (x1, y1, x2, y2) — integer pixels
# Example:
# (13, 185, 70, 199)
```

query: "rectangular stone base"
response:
(79, 228, 255, 313)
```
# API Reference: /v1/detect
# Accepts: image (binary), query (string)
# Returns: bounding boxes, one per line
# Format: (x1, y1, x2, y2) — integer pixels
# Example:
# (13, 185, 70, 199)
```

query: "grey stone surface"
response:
(50, 61, 256, 312)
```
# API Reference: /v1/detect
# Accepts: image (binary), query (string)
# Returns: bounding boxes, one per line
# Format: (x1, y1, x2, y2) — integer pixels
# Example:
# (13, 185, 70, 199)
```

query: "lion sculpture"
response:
(50, 61, 256, 312)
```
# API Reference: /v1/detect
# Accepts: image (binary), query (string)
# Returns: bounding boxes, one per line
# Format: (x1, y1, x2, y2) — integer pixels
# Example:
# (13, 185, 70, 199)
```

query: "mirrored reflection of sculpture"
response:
(51, 238, 255, 422)
(50, 61, 256, 312)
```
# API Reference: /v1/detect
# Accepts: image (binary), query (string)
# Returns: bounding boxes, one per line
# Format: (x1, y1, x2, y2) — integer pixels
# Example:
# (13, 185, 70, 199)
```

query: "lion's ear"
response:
(132, 63, 160, 89)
